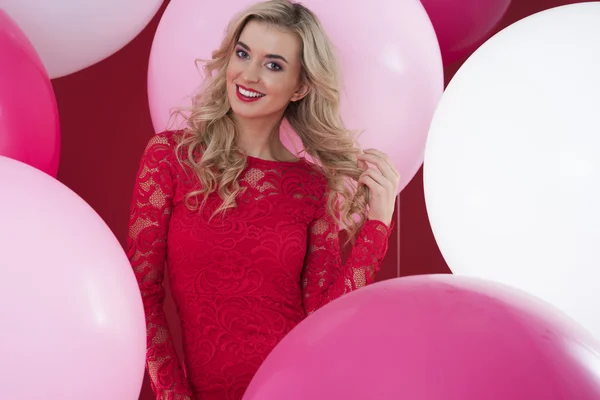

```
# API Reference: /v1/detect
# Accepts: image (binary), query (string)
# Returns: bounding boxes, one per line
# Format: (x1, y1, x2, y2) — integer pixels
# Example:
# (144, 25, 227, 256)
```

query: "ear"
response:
(290, 81, 311, 102)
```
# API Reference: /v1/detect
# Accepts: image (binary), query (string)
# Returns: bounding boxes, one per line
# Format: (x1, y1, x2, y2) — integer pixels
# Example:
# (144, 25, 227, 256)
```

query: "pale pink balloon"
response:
(0, 10, 60, 177)
(420, 0, 512, 65)
(0, 156, 146, 400)
(148, 0, 444, 192)
(243, 275, 600, 400)
(1, 0, 163, 78)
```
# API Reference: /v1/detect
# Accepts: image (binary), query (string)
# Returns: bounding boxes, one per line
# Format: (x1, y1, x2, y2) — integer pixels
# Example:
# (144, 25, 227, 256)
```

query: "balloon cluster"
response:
(424, 3, 600, 339)
(147, 0, 444, 193)
(239, 3, 600, 400)
(0, 2, 162, 399)
(2, 0, 600, 399)
(0, 1, 163, 176)
(243, 275, 600, 400)
(148, 1, 600, 399)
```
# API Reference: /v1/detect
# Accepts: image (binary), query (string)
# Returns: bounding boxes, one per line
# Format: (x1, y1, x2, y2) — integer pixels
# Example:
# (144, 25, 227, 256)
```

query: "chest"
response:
(165, 165, 323, 280)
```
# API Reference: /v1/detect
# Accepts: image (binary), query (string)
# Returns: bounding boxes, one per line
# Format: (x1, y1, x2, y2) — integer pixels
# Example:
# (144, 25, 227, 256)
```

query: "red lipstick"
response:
(236, 84, 265, 103)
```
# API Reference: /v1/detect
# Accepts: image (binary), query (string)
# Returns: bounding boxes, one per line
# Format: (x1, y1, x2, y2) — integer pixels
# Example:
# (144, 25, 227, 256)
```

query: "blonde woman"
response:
(127, 0, 400, 399)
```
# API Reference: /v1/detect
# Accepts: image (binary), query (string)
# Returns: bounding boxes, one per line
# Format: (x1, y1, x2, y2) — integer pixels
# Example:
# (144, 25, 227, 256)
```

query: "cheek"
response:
(225, 66, 235, 82)
(263, 76, 293, 97)
(264, 69, 301, 98)
(225, 60, 241, 81)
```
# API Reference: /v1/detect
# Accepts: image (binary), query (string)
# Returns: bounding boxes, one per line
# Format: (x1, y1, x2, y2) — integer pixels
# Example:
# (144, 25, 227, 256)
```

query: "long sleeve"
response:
(126, 134, 194, 400)
(302, 190, 393, 315)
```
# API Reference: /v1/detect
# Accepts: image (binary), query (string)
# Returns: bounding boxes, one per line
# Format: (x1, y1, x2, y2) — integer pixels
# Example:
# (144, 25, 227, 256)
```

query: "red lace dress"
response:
(127, 131, 392, 400)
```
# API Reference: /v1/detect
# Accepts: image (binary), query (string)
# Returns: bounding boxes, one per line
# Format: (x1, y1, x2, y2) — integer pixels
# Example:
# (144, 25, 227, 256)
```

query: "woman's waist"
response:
(177, 294, 304, 372)
(175, 292, 305, 326)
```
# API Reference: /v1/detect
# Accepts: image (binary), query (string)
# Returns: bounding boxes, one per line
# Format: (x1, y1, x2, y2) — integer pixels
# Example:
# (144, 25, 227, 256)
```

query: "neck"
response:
(233, 114, 292, 161)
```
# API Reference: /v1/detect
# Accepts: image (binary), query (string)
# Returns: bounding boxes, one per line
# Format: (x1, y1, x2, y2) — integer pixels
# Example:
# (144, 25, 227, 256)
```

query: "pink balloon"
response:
(0, 156, 146, 399)
(0, 10, 60, 177)
(421, 0, 511, 65)
(148, 0, 443, 192)
(243, 275, 600, 400)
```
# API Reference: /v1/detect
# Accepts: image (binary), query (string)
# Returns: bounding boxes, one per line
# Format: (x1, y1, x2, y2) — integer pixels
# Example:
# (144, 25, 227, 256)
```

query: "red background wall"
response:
(50, 0, 589, 398)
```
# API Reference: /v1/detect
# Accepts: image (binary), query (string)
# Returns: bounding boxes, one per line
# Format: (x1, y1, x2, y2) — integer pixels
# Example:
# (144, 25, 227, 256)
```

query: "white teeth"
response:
(238, 86, 264, 98)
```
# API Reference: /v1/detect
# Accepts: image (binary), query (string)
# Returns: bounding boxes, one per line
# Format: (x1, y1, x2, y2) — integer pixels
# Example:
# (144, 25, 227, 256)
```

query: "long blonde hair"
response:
(174, 0, 368, 239)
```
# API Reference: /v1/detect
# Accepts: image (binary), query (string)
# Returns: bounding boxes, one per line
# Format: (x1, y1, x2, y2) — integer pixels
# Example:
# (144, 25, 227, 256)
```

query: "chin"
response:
(229, 103, 262, 120)
(228, 95, 264, 120)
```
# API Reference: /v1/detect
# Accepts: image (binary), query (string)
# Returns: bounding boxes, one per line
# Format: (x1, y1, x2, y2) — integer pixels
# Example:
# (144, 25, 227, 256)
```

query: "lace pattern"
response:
(127, 131, 392, 400)
(127, 134, 194, 399)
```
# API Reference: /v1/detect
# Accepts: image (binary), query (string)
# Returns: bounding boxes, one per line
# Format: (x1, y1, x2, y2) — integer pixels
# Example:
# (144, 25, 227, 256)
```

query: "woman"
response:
(127, 0, 400, 399)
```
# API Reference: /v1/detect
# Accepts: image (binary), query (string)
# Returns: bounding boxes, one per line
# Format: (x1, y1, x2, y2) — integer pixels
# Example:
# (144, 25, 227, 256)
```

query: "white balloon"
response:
(0, 0, 163, 78)
(424, 3, 600, 338)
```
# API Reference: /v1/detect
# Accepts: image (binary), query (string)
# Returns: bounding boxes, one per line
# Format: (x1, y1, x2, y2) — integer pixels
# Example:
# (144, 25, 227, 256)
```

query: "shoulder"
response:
(141, 130, 192, 163)
(146, 130, 184, 151)
(136, 131, 189, 178)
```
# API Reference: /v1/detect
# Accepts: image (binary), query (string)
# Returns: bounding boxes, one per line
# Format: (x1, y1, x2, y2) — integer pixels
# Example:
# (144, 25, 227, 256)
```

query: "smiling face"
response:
(225, 20, 309, 122)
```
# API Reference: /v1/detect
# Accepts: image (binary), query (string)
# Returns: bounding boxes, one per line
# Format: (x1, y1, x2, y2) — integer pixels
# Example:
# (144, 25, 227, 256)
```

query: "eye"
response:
(266, 62, 282, 71)
(235, 49, 249, 59)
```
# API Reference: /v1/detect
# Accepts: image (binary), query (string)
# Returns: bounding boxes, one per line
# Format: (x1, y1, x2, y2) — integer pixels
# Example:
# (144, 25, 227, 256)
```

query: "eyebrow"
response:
(236, 41, 288, 64)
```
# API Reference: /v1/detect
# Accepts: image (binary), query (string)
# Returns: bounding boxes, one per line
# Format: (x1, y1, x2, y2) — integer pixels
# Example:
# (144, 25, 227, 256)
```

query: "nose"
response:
(242, 62, 260, 83)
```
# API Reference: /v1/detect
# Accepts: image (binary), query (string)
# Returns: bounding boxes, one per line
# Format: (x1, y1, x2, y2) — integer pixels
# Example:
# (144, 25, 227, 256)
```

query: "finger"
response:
(357, 159, 368, 171)
(358, 153, 395, 181)
(363, 149, 400, 177)
(359, 174, 381, 193)
(361, 150, 398, 177)
(359, 168, 392, 190)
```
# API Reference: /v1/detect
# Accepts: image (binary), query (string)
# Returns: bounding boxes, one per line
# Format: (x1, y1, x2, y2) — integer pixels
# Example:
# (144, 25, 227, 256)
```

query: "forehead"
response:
(238, 20, 302, 58)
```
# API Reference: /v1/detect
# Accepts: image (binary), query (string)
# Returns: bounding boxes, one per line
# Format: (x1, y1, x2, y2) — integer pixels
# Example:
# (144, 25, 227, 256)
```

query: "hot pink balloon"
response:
(420, 0, 512, 65)
(243, 274, 600, 400)
(148, 0, 444, 193)
(0, 10, 60, 176)
(0, 156, 146, 399)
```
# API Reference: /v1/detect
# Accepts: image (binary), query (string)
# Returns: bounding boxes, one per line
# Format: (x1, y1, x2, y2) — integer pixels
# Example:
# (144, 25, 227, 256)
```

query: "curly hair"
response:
(173, 0, 368, 240)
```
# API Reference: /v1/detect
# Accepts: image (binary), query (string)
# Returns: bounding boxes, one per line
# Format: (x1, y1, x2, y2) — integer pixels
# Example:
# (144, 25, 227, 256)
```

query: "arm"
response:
(127, 134, 194, 400)
(302, 192, 393, 315)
